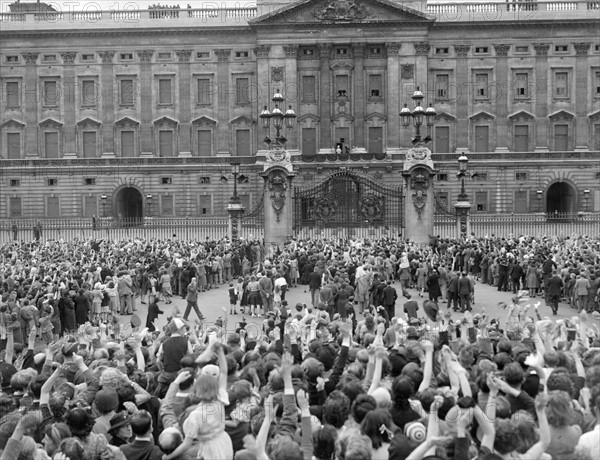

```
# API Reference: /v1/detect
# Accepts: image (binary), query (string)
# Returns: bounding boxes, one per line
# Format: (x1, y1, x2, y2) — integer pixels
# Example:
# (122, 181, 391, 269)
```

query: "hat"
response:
(404, 421, 426, 443)
(215, 318, 223, 327)
(109, 411, 131, 432)
(62, 341, 79, 356)
(167, 318, 185, 334)
(34, 353, 47, 366)
(201, 364, 220, 377)
(94, 282, 101, 290)
(94, 388, 119, 413)
(423, 300, 439, 322)
(130, 314, 141, 328)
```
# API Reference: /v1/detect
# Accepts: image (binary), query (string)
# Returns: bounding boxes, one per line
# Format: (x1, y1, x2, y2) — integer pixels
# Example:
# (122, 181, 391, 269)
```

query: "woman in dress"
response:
(160, 269, 172, 304)
(416, 262, 428, 297)
(90, 282, 103, 324)
(526, 261, 540, 297)
(289, 257, 299, 287)
(246, 275, 261, 317)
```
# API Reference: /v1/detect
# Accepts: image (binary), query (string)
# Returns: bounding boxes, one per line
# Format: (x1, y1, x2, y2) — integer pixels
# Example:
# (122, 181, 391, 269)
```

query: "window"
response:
(473, 172, 488, 181)
(515, 46, 529, 53)
(198, 195, 212, 215)
(336, 75, 349, 98)
(199, 176, 211, 184)
(302, 47, 315, 56)
(82, 131, 97, 158)
(514, 125, 529, 151)
(514, 190, 528, 213)
(44, 132, 59, 158)
(475, 192, 488, 212)
(9, 197, 22, 218)
(554, 45, 568, 53)
(196, 51, 210, 59)
(157, 52, 171, 60)
(42, 54, 57, 62)
(235, 129, 250, 156)
(235, 51, 249, 58)
(161, 195, 174, 216)
(436, 173, 448, 181)
(158, 130, 174, 157)
(239, 194, 250, 210)
(554, 71, 569, 98)
(83, 195, 97, 217)
(434, 126, 450, 153)
(121, 130, 135, 157)
(474, 125, 489, 152)
(369, 47, 382, 55)
(120, 53, 133, 60)
(197, 78, 212, 105)
(6, 55, 19, 63)
(594, 71, 600, 97)
(302, 128, 317, 157)
(435, 74, 449, 100)
(554, 124, 569, 150)
(596, 44, 600, 52)
(474, 73, 489, 99)
(301, 76, 316, 103)
(7, 133, 21, 159)
(161, 177, 172, 185)
(9, 179, 20, 187)
(120, 79, 134, 105)
(368, 74, 383, 99)
(47, 178, 58, 186)
(82, 80, 97, 106)
(81, 54, 95, 61)
(235, 77, 249, 104)
(197, 129, 212, 156)
(594, 124, 600, 150)
(475, 46, 489, 54)
(47, 196, 59, 217)
(43, 81, 58, 107)
(6, 82, 19, 108)
(84, 178, 96, 186)
(368, 127, 383, 154)
(158, 78, 172, 105)
(336, 47, 348, 55)
(515, 72, 529, 99)
(435, 47, 449, 55)
(335, 127, 350, 149)
(515, 172, 527, 181)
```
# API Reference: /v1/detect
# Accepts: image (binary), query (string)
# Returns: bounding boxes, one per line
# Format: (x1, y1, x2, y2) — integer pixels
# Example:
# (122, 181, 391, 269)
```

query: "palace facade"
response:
(0, 0, 599, 224)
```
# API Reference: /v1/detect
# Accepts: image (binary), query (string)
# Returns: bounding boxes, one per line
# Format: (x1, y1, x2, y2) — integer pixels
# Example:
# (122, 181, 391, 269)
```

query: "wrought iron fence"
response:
(0, 217, 264, 244)
(434, 212, 600, 239)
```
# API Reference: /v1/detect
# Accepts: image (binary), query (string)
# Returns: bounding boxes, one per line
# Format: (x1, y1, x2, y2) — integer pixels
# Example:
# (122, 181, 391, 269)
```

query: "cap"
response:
(404, 421, 426, 443)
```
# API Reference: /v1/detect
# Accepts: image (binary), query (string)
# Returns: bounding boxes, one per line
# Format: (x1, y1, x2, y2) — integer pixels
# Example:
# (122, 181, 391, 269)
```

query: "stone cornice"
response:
(175, 50, 193, 62)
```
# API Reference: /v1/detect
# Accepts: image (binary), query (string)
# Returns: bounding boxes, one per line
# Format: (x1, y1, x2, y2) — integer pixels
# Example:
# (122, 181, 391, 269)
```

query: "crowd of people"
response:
(0, 232, 599, 460)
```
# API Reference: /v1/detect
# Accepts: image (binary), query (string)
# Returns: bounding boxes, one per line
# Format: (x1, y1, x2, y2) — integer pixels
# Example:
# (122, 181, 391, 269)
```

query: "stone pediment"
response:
(153, 116, 178, 127)
(589, 110, 600, 121)
(470, 111, 495, 123)
(508, 110, 535, 121)
(39, 118, 63, 128)
(250, 0, 435, 27)
(191, 115, 217, 126)
(297, 113, 321, 123)
(548, 110, 574, 121)
(115, 116, 140, 127)
(229, 115, 255, 126)
(0, 119, 25, 129)
(77, 117, 101, 127)
(435, 111, 456, 123)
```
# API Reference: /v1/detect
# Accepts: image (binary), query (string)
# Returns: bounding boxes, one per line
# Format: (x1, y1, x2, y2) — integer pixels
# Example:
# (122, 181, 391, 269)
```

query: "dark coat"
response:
(382, 285, 398, 307)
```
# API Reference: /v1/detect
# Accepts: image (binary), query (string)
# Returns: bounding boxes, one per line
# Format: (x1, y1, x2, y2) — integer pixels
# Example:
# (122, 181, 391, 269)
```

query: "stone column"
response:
(454, 45, 470, 151)
(352, 44, 366, 150)
(399, 62, 415, 149)
(386, 43, 401, 154)
(254, 45, 271, 156)
(402, 148, 436, 244)
(283, 45, 299, 152)
(137, 50, 154, 155)
(60, 52, 77, 157)
(214, 49, 231, 155)
(175, 50, 193, 156)
(533, 43, 550, 151)
(21, 52, 39, 157)
(413, 42, 429, 90)
(574, 43, 591, 150)
(494, 44, 511, 152)
(454, 200, 472, 239)
(318, 44, 332, 152)
(227, 202, 245, 241)
(98, 51, 115, 155)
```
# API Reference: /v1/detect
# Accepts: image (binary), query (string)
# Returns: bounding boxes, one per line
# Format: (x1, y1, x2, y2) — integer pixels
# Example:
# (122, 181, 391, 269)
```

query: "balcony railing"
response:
(0, 1, 597, 26)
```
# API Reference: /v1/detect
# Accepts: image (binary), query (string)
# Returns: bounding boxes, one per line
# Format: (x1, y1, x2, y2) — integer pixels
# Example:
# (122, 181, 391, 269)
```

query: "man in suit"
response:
(510, 260, 525, 294)
(545, 270, 563, 316)
(382, 280, 398, 319)
(308, 267, 322, 308)
(117, 272, 133, 315)
(120, 410, 164, 460)
(447, 271, 459, 312)
(458, 271, 473, 312)
(258, 272, 274, 314)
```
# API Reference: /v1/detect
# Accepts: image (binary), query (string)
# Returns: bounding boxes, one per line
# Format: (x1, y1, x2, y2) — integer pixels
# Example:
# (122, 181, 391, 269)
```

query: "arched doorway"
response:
(114, 187, 143, 225)
(546, 181, 575, 216)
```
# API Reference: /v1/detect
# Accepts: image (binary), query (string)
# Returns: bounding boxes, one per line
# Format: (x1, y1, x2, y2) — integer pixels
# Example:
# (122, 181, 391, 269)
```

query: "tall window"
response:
(120, 79, 134, 105)
(82, 131, 97, 158)
(198, 195, 212, 215)
(594, 123, 600, 151)
(158, 79, 172, 105)
(197, 78, 211, 105)
(435, 74, 449, 100)
(475, 191, 488, 212)
(514, 191, 528, 213)
(235, 129, 250, 156)
(554, 72, 569, 98)
(7, 133, 21, 159)
(83, 196, 97, 218)
(514, 125, 529, 152)
(158, 130, 174, 157)
(47, 196, 60, 218)
(474, 126, 489, 152)
(595, 71, 600, 98)
(302, 128, 317, 157)
(368, 127, 383, 154)
(302, 76, 316, 103)
(197, 129, 212, 156)
(81, 80, 96, 106)
(335, 75, 349, 98)
(43, 81, 58, 107)
(9, 197, 22, 218)
(121, 130, 135, 157)
(335, 127, 350, 148)
(515, 72, 529, 99)
(434, 126, 450, 153)
(161, 195, 174, 216)
(6, 82, 20, 108)
(45, 132, 59, 158)
(474, 73, 489, 99)
(368, 74, 383, 99)
(236, 78, 249, 104)
(554, 124, 569, 150)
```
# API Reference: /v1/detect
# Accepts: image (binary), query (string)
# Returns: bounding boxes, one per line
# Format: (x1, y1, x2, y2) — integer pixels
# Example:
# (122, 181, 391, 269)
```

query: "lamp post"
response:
(457, 154, 469, 200)
(227, 161, 244, 242)
(260, 89, 296, 148)
(536, 190, 543, 212)
(146, 194, 152, 222)
(583, 189, 590, 212)
(100, 195, 107, 217)
(455, 154, 471, 239)
(399, 87, 437, 146)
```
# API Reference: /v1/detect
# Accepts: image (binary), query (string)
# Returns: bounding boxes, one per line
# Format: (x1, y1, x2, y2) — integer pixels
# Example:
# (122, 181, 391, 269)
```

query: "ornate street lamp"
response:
(583, 189, 590, 212)
(260, 89, 296, 147)
(399, 87, 436, 145)
(457, 154, 469, 201)
(227, 161, 244, 241)
(230, 162, 241, 205)
(536, 189, 543, 212)
(146, 194, 153, 219)
(100, 195, 107, 217)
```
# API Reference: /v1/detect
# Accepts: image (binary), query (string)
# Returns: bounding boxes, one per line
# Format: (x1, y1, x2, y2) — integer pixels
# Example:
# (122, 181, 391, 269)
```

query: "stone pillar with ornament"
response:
(259, 150, 296, 247)
(402, 148, 437, 244)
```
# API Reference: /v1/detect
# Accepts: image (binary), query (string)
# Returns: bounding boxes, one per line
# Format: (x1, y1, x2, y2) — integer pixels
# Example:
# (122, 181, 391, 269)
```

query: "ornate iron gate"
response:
(293, 170, 403, 239)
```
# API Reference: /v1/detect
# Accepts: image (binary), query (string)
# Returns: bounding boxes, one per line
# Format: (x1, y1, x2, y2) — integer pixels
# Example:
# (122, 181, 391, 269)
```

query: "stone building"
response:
(0, 0, 599, 231)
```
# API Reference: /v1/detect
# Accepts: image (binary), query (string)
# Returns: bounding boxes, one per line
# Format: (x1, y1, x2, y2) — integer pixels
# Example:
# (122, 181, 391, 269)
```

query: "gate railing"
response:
(0, 216, 264, 244)
(433, 211, 600, 238)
